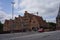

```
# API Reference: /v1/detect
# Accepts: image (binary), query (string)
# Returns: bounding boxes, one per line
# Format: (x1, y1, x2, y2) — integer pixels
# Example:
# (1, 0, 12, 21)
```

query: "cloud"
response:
(0, 0, 60, 23)
(13, 0, 60, 23)
(0, 10, 18, 23)
(0, 1, 18, 23)
(0, 4, 11, 23)
(0, 0, 59, 23)
(14, 0, 19, 9)
(0, 11, 11, 23)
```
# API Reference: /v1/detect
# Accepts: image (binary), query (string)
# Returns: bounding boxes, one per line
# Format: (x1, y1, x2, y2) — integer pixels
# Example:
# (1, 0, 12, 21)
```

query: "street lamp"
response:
(11, 2, 15, 33)
(11, 2, 15, 20)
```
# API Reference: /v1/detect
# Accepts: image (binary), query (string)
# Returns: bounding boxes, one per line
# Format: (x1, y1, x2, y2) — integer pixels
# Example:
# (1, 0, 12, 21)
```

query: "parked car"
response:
(38, 28, 44, 32)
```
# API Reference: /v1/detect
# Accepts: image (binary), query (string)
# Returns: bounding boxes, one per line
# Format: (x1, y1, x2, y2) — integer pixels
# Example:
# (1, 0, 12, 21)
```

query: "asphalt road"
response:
(0, 31, 60, 40)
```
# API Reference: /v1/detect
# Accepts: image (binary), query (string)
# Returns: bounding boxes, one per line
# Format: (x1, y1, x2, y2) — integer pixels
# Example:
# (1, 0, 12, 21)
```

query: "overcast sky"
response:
(0, 0, 60, 23)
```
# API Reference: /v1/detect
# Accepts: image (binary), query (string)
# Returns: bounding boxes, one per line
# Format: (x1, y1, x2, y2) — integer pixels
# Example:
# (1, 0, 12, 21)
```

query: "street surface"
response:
(0, 31, 60, 40)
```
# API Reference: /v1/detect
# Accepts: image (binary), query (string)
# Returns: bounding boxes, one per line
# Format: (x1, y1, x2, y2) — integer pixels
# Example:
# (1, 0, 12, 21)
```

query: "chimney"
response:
(25, 11, 28, 13)
(37, 12, 38, 16)
(19, 15, 21, 17)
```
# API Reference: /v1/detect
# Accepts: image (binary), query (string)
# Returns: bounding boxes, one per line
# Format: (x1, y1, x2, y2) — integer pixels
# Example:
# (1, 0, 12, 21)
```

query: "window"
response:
(33, 21, 35, 23)
(11, 23, 16, 28)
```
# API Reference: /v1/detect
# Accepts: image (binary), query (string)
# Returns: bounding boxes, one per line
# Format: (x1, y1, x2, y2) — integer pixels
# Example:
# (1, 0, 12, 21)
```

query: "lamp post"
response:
(11, 2, 15, 33)
(11, 2, 15, 20)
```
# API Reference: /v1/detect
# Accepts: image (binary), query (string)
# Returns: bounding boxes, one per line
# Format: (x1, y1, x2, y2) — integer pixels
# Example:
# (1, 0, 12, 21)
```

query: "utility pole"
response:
(11, 2, 15, 33)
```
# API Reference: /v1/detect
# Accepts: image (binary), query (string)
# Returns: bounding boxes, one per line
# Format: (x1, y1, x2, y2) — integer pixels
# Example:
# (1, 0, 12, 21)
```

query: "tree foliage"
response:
(47, 22, 56, 31)
(0, 21, 3, 32)
(48, 22, 56, 26)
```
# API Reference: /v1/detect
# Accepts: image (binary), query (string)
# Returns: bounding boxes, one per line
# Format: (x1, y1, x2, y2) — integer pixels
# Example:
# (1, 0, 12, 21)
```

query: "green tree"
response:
(48, 22, 56, 31)
(0, 21, 3, 32)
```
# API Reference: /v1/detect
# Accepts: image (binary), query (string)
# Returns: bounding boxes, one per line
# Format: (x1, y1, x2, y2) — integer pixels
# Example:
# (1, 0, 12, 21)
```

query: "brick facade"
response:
(3, 11, 48, 32)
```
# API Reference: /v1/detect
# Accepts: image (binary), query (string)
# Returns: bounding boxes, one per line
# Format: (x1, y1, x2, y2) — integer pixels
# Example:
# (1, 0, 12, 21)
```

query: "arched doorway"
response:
(32, 27, 37, 31)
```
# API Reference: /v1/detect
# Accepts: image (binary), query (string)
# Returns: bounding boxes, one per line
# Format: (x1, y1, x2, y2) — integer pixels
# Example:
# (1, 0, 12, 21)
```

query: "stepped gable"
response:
(26, 11, 47, 26)
(4, 20, 9, 24)
(25, 12, 44, 24)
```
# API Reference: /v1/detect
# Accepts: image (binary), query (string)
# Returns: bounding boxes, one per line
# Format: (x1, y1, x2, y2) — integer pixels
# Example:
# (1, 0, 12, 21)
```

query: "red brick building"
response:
(3, 11, 48, 32)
